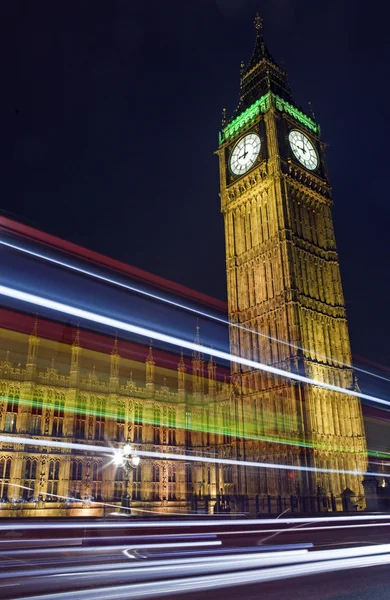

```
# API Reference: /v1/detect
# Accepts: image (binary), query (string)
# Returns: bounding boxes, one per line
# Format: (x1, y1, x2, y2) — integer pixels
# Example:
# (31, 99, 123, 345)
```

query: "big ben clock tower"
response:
(217, 15, 367, 498)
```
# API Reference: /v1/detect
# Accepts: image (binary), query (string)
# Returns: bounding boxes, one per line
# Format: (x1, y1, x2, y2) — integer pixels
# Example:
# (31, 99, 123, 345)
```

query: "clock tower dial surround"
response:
(217, 15, 367, 500)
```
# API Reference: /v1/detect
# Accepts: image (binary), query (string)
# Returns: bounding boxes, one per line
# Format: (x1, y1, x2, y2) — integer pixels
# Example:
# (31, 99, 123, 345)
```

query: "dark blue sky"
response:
(1, 0, 389, 372)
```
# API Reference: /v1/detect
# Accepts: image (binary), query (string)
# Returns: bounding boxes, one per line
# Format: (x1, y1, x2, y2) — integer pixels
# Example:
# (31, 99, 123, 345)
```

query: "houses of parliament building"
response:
(0, 15, 367, 514)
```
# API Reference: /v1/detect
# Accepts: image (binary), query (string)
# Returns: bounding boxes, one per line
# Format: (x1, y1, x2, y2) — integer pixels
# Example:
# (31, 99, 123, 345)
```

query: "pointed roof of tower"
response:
(177, 349, 186, 372)
(30, 315, 39, 338)
(193, 321, 203, 362)
(146, 341, 155, 364)
(73, 327, 80, 347)
(111, 335, 119, 356)
(230, 13, 294, 120)
(245, 13, 275, 68)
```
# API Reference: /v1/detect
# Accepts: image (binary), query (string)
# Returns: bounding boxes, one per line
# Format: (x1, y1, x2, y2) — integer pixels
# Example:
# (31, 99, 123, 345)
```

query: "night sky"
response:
(1, 0, 389, 373)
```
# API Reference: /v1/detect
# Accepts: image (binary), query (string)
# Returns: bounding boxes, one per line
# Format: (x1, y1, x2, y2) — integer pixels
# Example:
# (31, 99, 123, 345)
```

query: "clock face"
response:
(289, 130, 318, 171)
(230, 133, 261, 175)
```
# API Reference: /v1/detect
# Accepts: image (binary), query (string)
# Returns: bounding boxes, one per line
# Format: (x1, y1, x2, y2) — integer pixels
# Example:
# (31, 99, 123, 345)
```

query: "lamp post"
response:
(113, 440, 140, 515)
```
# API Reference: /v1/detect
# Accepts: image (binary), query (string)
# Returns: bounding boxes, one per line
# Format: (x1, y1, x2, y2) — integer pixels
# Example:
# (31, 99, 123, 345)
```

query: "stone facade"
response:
(0, 323, 233, 512)
(216, 16, 367, 497)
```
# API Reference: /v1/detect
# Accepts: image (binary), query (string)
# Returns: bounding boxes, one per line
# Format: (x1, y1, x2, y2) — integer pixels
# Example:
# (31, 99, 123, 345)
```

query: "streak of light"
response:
(0, 284, 389, 411)
(123, 541, 221, 560)
(0, 393, 313, 452)
(9, 546, 390, 599)
(2, 515, 390, 532)
(0, 393, 385, 459)
(2, 237, 388, 384)
(0, 434, 381, 480)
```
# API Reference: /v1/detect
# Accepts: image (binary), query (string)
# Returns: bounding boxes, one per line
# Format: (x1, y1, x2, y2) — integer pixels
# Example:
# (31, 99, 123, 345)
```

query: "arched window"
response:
(152, 464, 160, 482)
(95, 399, 106, 441)
(116, 406, 125, 442)
(153, 407, 161, 444)
(222, 407, 230, 444)
(29, 395, 43, 434)
(168, 465, 176, 483)
(24, 459, 37, 480)
(115, 467, 124, 482)
(132, 466, 142, 501)
(71, 461, 82, 481)
(47, 460, 60, 500)
(52, 396, 65, 436)
(74, 399, 86, 439)
(4, 392, 19, 433)
(134, 405, 143, 443)
(0, 458, 11, 479)
(92, 463, 102, 482)
(168, 409, 176, 445)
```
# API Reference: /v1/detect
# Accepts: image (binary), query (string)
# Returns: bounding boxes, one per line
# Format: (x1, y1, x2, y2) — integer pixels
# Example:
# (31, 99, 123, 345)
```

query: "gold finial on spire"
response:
(254, 12, 263, 31)
(6, 349, 10, 362)
(51, 357, 55, 369)
(222, 107, 227, 127)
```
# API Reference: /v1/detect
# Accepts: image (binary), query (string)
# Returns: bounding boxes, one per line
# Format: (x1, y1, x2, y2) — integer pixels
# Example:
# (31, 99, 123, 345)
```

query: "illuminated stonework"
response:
(217, 16, 367, 501)
(0, 325, 233, 511)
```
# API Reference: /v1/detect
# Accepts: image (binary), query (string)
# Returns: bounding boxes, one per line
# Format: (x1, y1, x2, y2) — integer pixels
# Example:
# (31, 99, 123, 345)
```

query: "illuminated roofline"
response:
(219, 92, 320, 144)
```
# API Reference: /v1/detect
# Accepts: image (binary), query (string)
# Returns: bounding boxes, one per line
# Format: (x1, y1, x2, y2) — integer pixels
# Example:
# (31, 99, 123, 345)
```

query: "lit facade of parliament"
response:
(0, 15, 367, 513)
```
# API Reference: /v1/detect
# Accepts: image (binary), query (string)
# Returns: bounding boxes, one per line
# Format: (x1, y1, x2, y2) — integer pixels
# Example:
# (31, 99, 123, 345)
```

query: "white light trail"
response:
(1, 237, 388, 384)
(0, 284, 389, 410)
(123, 541, 221, 560)
(2, 514, 390, 533)
(9, 546, 390, 599)
(0, 434, 386, 479)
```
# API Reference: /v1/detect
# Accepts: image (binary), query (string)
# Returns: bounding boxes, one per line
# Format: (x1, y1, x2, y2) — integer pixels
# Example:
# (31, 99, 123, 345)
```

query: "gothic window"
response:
(29, 396, 43, 435)
(0, 457, 11, 500)
(224, 466, 233, 484)
(222, 407, 230, 444)
(115, 466, 123, 481)
(153, 407, 161, 444)
(52, 395, 65, 436)
(185, 462, 192, 485)
(204, 411, 210, 446)
(24, 459, 37, 480)
(167, 465, 176, 483)
(133, 405, 143, 443)
(168, 409, 176, 445)
(116, 406, 125, 442)
(74, 399, 86, 439)
(0, 457, 11, 479)
(52, 397, 65, 436)
(23, 458, 37, 500)
(113, 482, 123, 501)
(92, 462, 103, 482)
(132, 466, 142, 501)
(185, 410, 192, 446)
(71, 461, 83, 481)
(95, 399, 105, 441)
(47, 460, 60, 499)
(90, 482, 102, 502)
(4, 392, 19, 433)
(152, 464, 160, 482)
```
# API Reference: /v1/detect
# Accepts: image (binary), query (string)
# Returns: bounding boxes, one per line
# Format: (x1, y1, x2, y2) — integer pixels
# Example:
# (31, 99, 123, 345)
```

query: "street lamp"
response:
(113, 439, 140, 514)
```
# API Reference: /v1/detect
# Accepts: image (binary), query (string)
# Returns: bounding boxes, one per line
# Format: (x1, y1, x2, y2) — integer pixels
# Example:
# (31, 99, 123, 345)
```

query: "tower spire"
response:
(110, 335, 120, 383)
(145, 340, 155, 392)
(232, 13, 293, 120)
(254, 11, 263, 32)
